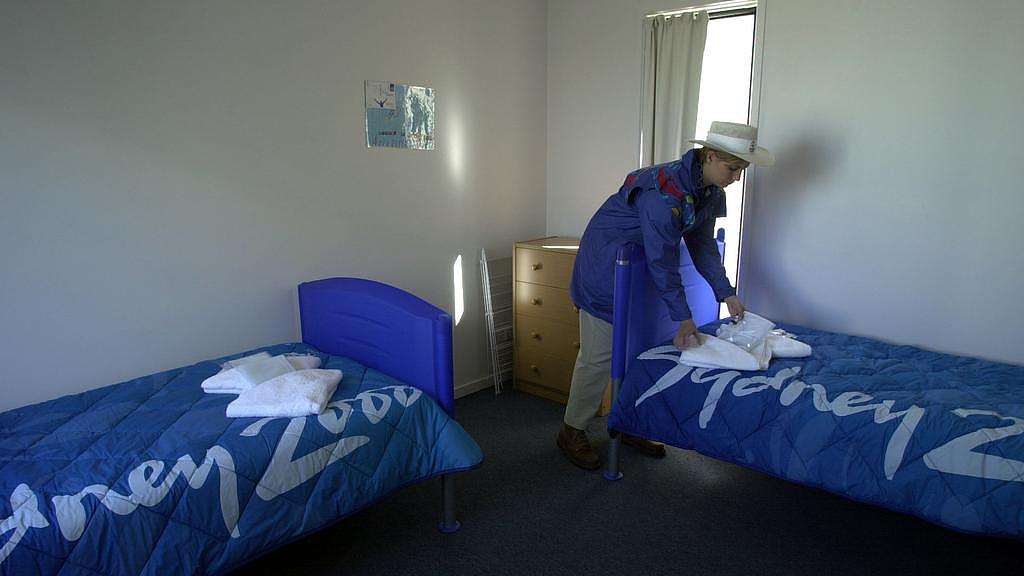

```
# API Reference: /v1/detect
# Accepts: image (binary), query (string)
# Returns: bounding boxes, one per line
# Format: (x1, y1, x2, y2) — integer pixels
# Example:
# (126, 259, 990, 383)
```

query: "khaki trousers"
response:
(562, 309, 612, 430)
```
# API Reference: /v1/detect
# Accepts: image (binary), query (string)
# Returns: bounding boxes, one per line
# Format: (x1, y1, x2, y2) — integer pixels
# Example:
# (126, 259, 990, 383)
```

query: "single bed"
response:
(605, 243, 1024, 539)
(0, 277, 484, 575)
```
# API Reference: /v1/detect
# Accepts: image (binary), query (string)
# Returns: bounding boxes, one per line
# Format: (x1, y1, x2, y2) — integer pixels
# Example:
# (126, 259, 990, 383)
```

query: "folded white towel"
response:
(677, 335, 762, 371)
(766, 333, 813, 358)
(284, 354, 321, 370)
(710, 314, 815, 370)
(748, 339, 773, 370)
(670, 330, 813, 371)
(231, 355, 296, 387)
(220, 351, 272, 371)
(743, 332, 814, 370)
(202, 354, 322, 394)
(202, 368, 251, 395)
(733, 333, 815, 370)
(225, 369, 343, 418)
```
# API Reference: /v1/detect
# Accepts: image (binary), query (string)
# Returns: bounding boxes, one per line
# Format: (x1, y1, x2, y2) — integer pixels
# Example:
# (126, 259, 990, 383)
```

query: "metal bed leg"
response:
(438, 474, 461, 533)
(605, 247, 631, 481)
(603, 377, 624, 481)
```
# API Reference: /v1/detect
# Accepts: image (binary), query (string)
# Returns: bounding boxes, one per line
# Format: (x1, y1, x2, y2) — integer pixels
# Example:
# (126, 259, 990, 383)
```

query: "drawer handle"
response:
(530, 364, 540, 373)
(530, 298, 542, 306)
(531, 263, 543, 271)
(531, 332, 542, 340)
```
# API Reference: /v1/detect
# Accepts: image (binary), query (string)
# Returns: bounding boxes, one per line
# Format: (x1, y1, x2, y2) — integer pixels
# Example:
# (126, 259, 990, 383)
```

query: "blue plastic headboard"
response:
(611, 235, 725, 380)
(298, 277, 455, 416)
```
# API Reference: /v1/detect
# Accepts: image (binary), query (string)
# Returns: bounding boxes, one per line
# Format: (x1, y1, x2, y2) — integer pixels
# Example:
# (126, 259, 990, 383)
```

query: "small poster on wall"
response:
(365, 80, 435, 150)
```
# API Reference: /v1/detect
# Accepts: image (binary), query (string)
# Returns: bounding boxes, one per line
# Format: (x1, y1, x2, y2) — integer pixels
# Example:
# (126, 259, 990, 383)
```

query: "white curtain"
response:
(640, 12, 709, 167)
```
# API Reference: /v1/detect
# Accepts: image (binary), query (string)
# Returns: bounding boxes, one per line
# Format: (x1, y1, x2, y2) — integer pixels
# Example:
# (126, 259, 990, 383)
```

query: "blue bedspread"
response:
(609, 324, 1024, 538)
(0, 343, 483, 575)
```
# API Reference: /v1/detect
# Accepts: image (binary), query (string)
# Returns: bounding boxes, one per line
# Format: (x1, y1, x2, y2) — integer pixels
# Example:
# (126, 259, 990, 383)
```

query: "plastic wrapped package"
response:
(715, 311, 775, 351)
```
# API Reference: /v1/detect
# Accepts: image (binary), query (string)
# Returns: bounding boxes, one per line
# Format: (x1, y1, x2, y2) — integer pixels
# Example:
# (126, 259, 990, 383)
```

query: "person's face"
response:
(704, 151, 749, 189)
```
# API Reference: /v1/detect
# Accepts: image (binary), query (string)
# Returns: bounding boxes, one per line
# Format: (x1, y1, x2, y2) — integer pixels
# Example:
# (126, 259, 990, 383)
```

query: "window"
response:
(694, 10, 755, 302)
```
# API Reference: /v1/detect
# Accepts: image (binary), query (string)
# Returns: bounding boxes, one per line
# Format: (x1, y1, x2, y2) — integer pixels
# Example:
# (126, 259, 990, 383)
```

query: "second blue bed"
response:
(606, 244, 1024, 539)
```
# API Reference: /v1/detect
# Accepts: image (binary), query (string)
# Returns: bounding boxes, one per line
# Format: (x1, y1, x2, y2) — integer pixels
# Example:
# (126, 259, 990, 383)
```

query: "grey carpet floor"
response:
(230, 388, 1020, 575)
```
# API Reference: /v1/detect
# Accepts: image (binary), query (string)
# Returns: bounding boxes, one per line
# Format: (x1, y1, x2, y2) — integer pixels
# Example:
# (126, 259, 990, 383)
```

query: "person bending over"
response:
(557, 121, 775, 470)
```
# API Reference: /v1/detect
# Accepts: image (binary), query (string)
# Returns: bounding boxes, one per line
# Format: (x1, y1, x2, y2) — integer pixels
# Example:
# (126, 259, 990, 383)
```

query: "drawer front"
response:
(515, 282, 579, 325)
(516, 314, 580, 361)
(515, 247, 575, 288)
(515, 350, 575, 396)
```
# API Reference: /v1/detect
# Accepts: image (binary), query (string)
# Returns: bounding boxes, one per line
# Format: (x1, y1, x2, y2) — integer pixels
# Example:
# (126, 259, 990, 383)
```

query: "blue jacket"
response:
(570, 149, 734, 323)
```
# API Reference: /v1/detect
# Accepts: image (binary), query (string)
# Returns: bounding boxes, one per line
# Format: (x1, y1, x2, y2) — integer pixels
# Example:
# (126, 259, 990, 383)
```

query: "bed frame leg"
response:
(603, 377, 624, 481)
(438, 474, 461, 533)
(604, 433, 623, 481)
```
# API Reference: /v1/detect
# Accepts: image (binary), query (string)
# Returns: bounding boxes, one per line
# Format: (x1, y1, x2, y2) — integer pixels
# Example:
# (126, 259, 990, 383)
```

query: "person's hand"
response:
(673, 319, 702, 350)
(724, 295, 745, 320)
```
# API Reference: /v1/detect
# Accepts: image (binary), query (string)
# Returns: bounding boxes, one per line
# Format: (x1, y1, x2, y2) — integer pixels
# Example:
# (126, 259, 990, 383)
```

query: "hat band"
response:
(706, 132, 757, 154)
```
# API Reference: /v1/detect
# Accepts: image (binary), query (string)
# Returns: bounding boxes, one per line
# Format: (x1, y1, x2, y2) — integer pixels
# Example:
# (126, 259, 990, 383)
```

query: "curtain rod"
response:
(709, 7, 756, 19)
(646, 0, 756, 19)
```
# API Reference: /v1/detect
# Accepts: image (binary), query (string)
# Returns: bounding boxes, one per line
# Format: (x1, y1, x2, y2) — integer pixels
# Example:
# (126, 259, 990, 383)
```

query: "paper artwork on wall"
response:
(365, 80, 435, 150)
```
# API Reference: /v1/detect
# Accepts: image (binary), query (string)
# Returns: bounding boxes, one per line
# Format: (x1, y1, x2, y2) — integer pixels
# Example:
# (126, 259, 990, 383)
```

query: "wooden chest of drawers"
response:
(512, 236, 580, 403)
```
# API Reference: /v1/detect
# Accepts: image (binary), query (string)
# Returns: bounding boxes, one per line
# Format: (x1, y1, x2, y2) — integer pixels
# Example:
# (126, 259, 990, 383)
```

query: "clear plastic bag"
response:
(715, 311, 776, 351)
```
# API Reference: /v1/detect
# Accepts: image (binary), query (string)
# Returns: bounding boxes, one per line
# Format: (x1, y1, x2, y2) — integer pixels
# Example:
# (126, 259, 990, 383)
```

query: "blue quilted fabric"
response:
(609, 324, 1024, 538)
(0, 343, 483, 575)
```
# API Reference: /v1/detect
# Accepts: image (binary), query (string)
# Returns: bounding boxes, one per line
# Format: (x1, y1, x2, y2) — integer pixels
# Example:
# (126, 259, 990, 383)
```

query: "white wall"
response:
(745, 0, 1024, 364)
(547, 0, 1024, 365)
(547, 0, 723, 238)
(0, 0, 548, 411)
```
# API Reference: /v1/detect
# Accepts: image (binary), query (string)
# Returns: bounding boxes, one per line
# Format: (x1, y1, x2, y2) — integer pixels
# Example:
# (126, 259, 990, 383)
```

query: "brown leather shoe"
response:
(557, 423, 600, 470)
(621, 433, 667, 459)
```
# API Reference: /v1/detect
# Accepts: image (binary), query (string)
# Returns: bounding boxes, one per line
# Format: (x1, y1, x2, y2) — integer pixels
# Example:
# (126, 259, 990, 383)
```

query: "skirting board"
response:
(455, 375, 495, 399)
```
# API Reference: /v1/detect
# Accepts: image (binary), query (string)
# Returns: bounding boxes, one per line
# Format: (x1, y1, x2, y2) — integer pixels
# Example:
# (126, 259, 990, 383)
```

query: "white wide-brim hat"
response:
(690, 121, 774, 166)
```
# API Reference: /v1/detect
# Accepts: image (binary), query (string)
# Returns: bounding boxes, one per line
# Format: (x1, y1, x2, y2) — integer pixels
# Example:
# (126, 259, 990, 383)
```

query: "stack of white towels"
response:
(202, 351, 342, 418)
(674, 312, 812, 371)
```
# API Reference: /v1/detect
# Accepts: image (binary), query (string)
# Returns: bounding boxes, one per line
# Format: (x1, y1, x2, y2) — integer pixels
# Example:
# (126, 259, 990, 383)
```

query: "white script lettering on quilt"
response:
(636, 347, 1024, 483)
(0, 385, 422, 565)
(923, 409, 1024, 481)
(635, 346, 925, 480)
(0, 485, 48, 564)
(51, 446, 241, 541)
